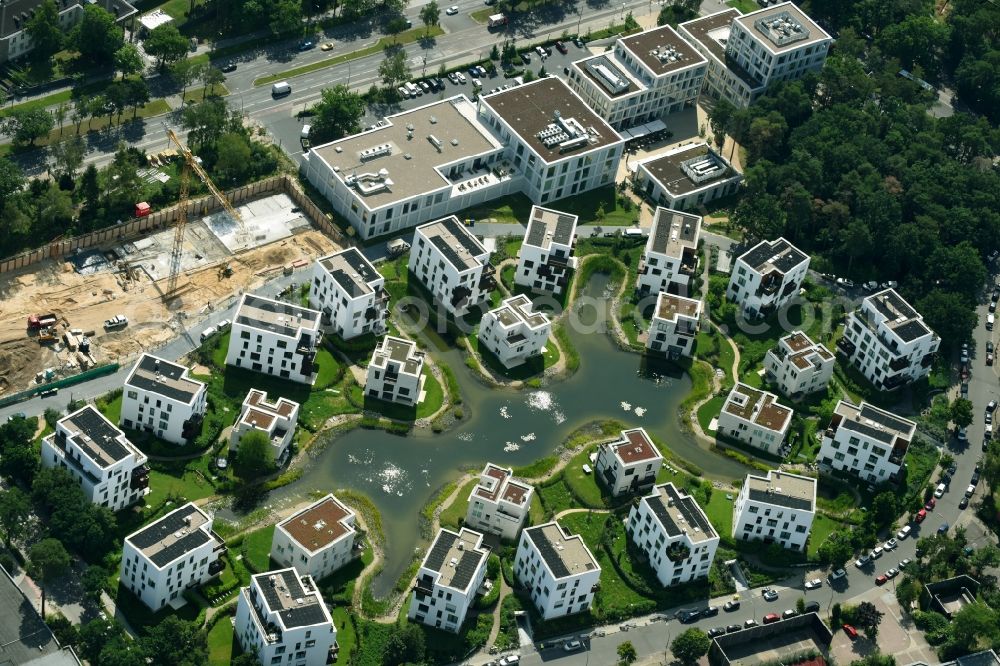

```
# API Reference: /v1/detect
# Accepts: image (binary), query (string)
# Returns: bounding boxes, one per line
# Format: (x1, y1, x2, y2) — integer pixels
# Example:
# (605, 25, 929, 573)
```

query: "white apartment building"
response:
(595, 427, 664, 497)
(717, 383, 793, 455)
(226, 294, 323, 385)
(365, 335, 426, 406)
(408, 528, 490, 633)
(679, 3, 831, 108)
(309, 248, 389, 340)
(120, 502, 225, 611)
(121, 353, 207, 445)
(626, 483, 719, 587)
(838, 289, 940, 391)
(40, 405, 149, 512)
(0, 0, 136, 64)
(567, 24, 706, 131)
(235, 568, 336, 666)
(302, 79, 623, 240)
(230, 390, 300, 466)
(271, 494, 358, 581)
(636, 207, 701, 298)
(647, 292, 702, 358)
(515, 206, 578, 295)
(764, 331, 835, 400)
(478, 295, 552, 369)
(514, 522, 601, 620)
(818, 400, 916, 484)
(733, 470, 816, 551)
(409, 216, 494, 316)
(726, 237, 810, 319)
(633, 144, 742, 212)
(465, 464, 534, 541)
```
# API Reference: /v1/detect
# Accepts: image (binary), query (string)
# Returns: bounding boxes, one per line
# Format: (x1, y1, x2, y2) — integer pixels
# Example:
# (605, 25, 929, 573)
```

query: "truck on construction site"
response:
(37, 328, 58, 344)
(104, 314, 129, 330)
(487, 13, 507, 28)
(28, 313, 57, 330)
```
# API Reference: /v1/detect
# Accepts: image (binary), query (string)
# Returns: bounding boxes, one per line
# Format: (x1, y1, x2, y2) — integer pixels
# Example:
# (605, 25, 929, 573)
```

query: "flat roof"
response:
(573, 54, 640, 98)
(278, 494, 355, 553)
(126, 353, 204, 404)
(318, 247, 382, 298)
(864, 289, 933, 343)
(608, 428, 663, 465)
(679, 9, 762, 90)
(655, 292, 702, 322)
(738, 237, 808, 275)
(619, 24, 706, 76)
(524, 522, 599, 579)
(127, 503, 216, 568)
(236, 294, 320, 338)
(416, 216, 489, 272)
(252, 569, 331, 629)
(648, 206, 701, 257)
(525, 206, 578, 250)
(640, 143, 740, 197)
(491, 294, 550, 330)
(422, 528, 488, 591)
(312, 96, 499, 210)
(245, 389, 297, 418)
(745, 470, 815, 512)
(372, 335, 424, 376)
(59, 405, 139, 468)
(833, 400, 916, 444)
(473, 463, 532, 506)
(780, 331, 833, 368)
(645, 482, 717, 542)
(734, 2, 830, 54)
(723, 383, 792, 432)
(480, 77, 621, 164)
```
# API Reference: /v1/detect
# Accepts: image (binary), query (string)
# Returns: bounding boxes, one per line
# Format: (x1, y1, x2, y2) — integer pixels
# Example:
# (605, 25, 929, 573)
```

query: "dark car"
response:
(726, 624, 741, 634)
(703, 606, 720, 617)
(555, 40, 568, 54)
(678, 609, 701, 623)
(521, 52, 531, 63)
(989, 341, 995, 354)
(973, 471, 981, 484)
(938, 523, 950, 535)
(804, 601, 821, 613)
(959, 496, 969, 509)
(298, 40, 315, 51)
(221, 63, 237, 73)
(708, 627, 727, 638)
(723, 600, 741, 612)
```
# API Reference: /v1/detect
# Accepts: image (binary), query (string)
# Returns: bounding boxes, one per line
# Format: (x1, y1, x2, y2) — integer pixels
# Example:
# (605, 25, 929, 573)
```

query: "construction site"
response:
(0, 191, 342, 396)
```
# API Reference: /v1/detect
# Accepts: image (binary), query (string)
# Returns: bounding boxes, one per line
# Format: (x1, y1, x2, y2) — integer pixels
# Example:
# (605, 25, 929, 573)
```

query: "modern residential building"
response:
(626, 482, 719, 587)
(40, 405, 149, 512)
(408, 528, 490, 633)
(838, 288, 940, 391)
(465, 463, 534, 541)
(515, 205, 578, 295)
(726, 237, 810, 319)
(364, 335, 426, 406)
(647, 291, 702, 358)
(0, 564, 83, 665)
(595, 427, 664, 497)
(225, 294, 322, 385)
(0, 0, 137, 64)
(409, 216, 494, 316)
(302, 79, 623, 240)
(636, 207, 701, 297)
(732, 470, 816, 551)
(633, 143, 742, 212)
(271, 494, 358, 581)
(679, 3, 831, 108)
(230, 389, 300, 465)
(478, 294, 552, 369)
(818, 400, 916, 484)
(514, 522, 601, 620)
(121, 353, 207, 445)
(566, 24, 706, 131)
(716, 383, 793, 455)
(309, 248, 389, 340)
(235, 568, 337, 666)
(763, 331, 835, 400)
(120, 502, 225, 611)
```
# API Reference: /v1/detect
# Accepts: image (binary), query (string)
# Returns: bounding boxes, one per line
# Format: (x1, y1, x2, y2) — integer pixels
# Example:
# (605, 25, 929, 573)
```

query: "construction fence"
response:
(0, 363, 120, 409)
(0, 174, 345, 275)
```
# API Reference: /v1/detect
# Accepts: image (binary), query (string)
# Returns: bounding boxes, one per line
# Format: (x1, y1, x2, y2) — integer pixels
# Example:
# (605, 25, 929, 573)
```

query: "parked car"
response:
(961, 347, 970, 363)
(498, 656, 520, 665)
(723, 600, 741, 612)
(703, 606, 720, 617)
(972, 471, 981, 484)
(886, 567, 899, 579)
(744, 619, 758, 628)
(763, 613, 781, 625)
(805, 601, 821, 613)
(783, 609, 798, 619)
(555, 40, 568, 53)
(563, 640, 582, 652)
(876, 574, 888, 585)
(678, 609, 701, 623)
(843, 624, 859, 639)
(897, 525, 912, 540)
(960, 496, 970, 509)
(830, 568, 847, 580)
(448, 72, 459, 84)
(884, 538, 898, 550)
(221, 63, 237, 73)
(708, 627, 727, 638)
(916, 508, 928, 522)
(762, 588, 778, 602)
(521, 52, 531, 63)
(958, 427, 968, 442)
(321, 42, 334, 50)
(989, 341, 995, 354)
(938, 523, 950, 535)
(871, 546, 884, 559)
(925, 498, 936, 510)
(899, 558, 912, 569)
(836, 277, 855, 288)
(855, 555, 871, 568)
(726, 624, 742, 633)
(456, 71, 467, 83)
(966, 484, 976, 497)
(804, 578, 822, 590)
(446, 4, 459, 13)
(298, 40, 315, 50)
(863, 281, 879, 291)
(934, 483, 947, 498)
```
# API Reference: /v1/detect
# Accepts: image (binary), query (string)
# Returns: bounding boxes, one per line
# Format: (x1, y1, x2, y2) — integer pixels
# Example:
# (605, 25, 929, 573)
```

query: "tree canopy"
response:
(671, 628, 711, 665)
(144, 24, 190, 68)
(233, 430, 275, 479)
(68, 5, 124, 64)
(311, 85, 365, 143)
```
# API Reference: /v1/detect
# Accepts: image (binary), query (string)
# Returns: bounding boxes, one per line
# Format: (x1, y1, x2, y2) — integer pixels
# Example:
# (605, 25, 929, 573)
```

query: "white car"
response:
(563, 640, 582, 652)
(456, 71, 467, 83)
(966, 484, 976, 497)
(884, 538, 898, 551)
(871, 546, 884, 559)
(472, 78, 482, 88)
(804, 578, 822, 590)
(935, 483, 946, 498)
(446, 5, 459, 13)
(897, 525, 912, 540)
(498, 656, 521, 665)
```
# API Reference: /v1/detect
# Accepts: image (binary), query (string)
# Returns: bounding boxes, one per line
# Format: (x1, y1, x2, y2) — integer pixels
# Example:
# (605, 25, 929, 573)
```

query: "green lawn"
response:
(331, 607, 356, 665)
(98, 393, 123, 425)
(207, 617, 236, 665)
(439, 478, 479, 531)
(348, 366, 444, 421)
(703, 489, 735, 538)
(697, 395, 725, 434)
(537, 477, 579, 515)
(182, 83, 231, 105)
(727, 0, 759, 12)
(806, 514, 841, 560)
(461, 187, 638, 228)
(146, 461, 216, 507)
(562, 446, 613, 509)
(241, 524, 275, 573)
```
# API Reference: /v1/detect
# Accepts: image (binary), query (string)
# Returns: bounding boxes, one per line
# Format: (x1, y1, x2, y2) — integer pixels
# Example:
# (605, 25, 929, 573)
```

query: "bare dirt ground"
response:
(0, 227, 339, 395)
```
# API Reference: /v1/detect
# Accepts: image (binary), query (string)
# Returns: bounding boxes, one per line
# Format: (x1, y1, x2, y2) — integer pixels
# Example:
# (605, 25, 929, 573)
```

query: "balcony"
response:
(414, 575, 435, 597)
(479, 270, 497, 292)
(181, 415, 203, 441)
(888, 355, 910, 372)
(451, 285, 473, 308)
(130, 465, 150, 491)
(836, 338, 856, 356)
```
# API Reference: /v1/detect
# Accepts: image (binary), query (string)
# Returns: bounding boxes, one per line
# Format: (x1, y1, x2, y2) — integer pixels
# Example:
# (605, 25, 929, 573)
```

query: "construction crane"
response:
(164, 127, 246, 300)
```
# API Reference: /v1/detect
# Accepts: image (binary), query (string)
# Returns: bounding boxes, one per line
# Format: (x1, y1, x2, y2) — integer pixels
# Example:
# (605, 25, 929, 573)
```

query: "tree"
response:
(657, 0, 700, 25)
(215, 132, 252, 184)
(0, 159, 24, 202)
(871, 492, 898, 527)
(951, 398, 974, 430)
(79, 164, 101, 212)
(950, 603, 999, 653)
(171, 59, 202, 97)
(617, 640, 637, 665)
(851, 654, 897, 666)
(25, 0, 64, 62)
(0, 415, 39, 482)
(381, 623, 425, 666)
(731, 193, 786, 245)
(420, 0, 440, 34)
(379, 49, 411, 88)
(233, 430, 275, 479)
(895, 576, 920, 610)
(916, 290, 978, 348)
(49, 135, 86, 181)
(877, 15, 950, 77)
(311, 84, 364, 142)
(838, 218, 874, 274)
(29, 538, 70, 619)
(671, 628, 711, 665)
(269, 0, 303, 36)
(114, 43, 145, 79)
(201, 66, 226, 99)
(817, 533, 855, 569)
(81, 566, 107, 606)
(2, 108, 54, 146)
(181, 98, 229, 149)
(69, 5, 124, 64)
(141, 616, 209, 666)
(125, 79, 150, 118)
(0, 487, 29, 550)
(854, 601, 885, 639)
(144, 23, 190, 68)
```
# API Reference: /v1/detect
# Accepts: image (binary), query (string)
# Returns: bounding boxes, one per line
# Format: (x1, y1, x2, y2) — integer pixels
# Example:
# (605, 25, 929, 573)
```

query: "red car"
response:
(763, 613, 781, 624)
(876, 574, 888, 585)
(925, 498, 936, 511)
(555, 40, 568, 54)
(843, 624, 859, 639)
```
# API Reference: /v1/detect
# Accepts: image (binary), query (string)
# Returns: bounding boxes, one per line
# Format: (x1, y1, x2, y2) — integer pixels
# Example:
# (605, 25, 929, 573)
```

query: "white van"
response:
(200, 325, 217, 342)
(271, 81, 292, 97)
(989, 313, 995, 330)
(624, 227, 647, 239)
(301, 124, 311, 139)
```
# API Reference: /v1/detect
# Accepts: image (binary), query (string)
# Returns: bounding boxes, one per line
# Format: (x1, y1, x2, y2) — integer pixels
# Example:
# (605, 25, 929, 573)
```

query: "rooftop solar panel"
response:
(527, 527, 570, 578)
(67, 406, 131, 467)
(451, 551, 485, 590)
(426, 531, 458, 572)
(747, 488, 814, 512)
